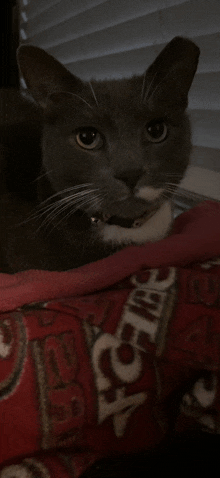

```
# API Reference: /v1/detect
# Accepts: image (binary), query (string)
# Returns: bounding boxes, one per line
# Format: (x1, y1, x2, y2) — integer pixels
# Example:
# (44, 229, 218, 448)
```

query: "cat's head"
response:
(17, 37, 200, 247)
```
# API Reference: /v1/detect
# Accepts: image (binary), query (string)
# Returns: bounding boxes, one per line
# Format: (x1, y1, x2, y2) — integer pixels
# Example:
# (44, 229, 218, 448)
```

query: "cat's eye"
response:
(145, 120, 168, 143)
(75, 127, 103, 150)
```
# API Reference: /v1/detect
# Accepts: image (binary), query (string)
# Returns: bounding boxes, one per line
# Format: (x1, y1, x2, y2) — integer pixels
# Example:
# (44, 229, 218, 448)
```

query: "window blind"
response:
(18, 0, 220, 200)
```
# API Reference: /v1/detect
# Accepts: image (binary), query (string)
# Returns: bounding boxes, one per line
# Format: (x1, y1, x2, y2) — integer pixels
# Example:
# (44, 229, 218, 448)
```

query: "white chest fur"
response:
(99, 201, 172, 246)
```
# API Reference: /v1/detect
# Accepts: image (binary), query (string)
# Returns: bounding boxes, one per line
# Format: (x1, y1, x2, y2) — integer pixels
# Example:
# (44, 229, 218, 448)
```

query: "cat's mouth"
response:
(90, 204, 159, 229)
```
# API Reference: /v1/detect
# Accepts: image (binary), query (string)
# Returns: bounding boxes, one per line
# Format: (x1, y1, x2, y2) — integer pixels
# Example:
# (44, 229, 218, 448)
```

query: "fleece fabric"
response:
(1, 200, 220, 477)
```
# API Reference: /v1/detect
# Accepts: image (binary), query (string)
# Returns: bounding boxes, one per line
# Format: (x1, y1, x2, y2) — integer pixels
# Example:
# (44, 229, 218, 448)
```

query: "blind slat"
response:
(180, 166, 220, 200)
(189, 109, 220, 149)
(189, 73, 220, 111)
(191, 146, 220, 173)
(26, 0, 107, 21)
(24, 0, 188, 40)
(60, 32, 220, 81)
(26, 0, 220, 57)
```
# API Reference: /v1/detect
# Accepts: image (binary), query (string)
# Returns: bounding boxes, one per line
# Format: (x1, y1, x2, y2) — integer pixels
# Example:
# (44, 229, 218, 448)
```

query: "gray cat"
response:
(0, 37, 200, 272)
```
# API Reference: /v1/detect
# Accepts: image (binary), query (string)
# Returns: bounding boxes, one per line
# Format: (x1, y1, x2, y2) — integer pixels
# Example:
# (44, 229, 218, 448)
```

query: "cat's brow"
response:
(141, 71, 147, 102)
(71, 93, 94, 110)
(141, 71, 158, 103)
(88, 81, 99, 107)
(146, 68, 175, 103)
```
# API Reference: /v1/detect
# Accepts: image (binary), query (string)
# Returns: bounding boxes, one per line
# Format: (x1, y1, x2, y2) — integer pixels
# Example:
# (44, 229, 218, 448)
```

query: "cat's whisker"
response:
(173, 188, 203, 199)
(95, 196, 103, 208)
(36, 199, 73, 219)
(143, 71, 158, 103)
(77, 193, 106, 220)
(65, 193, 101, 216)
(85, 193, 103, 212)
(165, 182, 181, 187)
(148, 172, 181, 177)
(24, 189, 96, 229)
(34, 187, 92, 214)
(71, 93, 94, 111)
(22, 188, 95, 224)
(45, 193, 102, 232)
(36, 202, 75, 232)
(38, 183, 93, 206)
(165, 187, 177, 194)
(34, 168, 57, 182)
(36, 190, 101, 231)
(36, 193, 98, 230)
(161, 193, 171, 200)
(147, 68, 173, 103)
(89, 81, 99, 107)
(36, 200, 74, 225)
(52, 202, 88, 229)
(164, 185, 176, 191)
(37, 189, 98, 215)
(162, 173, 184, 177)
(141, 71, 147, 102)
(165, 192, 175, 197)
(68, 192, 103, 216)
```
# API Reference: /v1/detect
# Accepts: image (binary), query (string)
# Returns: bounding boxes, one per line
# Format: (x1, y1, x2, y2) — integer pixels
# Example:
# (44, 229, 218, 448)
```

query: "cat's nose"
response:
(114, 169, 143, 190)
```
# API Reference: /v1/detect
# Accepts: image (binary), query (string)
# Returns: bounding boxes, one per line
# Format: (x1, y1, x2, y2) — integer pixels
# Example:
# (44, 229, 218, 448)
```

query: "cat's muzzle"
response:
(90, 205, 158, 229)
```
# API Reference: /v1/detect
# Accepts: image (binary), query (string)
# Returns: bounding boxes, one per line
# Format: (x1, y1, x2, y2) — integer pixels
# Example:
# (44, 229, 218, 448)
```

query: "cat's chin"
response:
(94, 201, 173, 246)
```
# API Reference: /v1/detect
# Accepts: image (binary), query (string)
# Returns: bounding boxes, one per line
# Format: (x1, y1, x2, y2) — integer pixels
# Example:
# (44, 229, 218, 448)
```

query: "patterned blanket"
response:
(1, 201, 220, 477)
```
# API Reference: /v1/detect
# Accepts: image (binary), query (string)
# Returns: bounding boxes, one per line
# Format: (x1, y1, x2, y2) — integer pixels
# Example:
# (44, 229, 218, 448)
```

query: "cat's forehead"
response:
(87, 75, 151, 123)
(91, 76, 144, 109)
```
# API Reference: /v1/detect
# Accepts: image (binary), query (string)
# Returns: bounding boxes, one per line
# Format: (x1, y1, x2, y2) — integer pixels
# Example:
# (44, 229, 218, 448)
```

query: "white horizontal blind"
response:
(19, 0, 220, 199)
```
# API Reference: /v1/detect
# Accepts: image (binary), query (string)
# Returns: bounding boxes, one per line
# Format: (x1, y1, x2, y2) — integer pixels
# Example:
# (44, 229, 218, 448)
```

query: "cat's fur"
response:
(0, 37, 200, 272)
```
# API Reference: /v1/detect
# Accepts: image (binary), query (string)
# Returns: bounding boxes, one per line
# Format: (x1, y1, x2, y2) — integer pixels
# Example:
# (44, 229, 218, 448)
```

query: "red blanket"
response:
(1, 200, 220, 477)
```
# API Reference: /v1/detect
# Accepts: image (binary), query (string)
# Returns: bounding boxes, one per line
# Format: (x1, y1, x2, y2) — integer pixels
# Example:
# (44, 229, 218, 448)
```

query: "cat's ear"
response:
(17, 45, 84, 108)
(142, 37, 200, 111)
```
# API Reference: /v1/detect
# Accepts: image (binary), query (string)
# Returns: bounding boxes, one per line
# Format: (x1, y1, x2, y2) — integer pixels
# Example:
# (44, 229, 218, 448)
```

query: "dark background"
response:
(1, 0, 19, 88)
